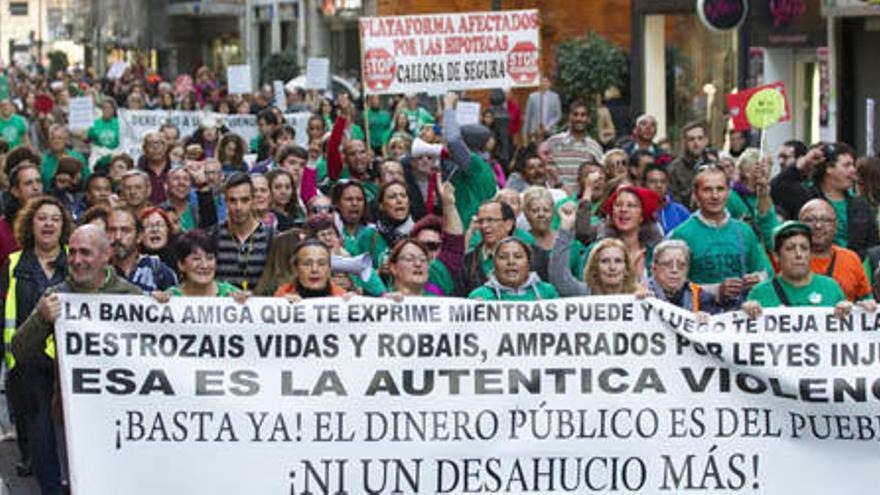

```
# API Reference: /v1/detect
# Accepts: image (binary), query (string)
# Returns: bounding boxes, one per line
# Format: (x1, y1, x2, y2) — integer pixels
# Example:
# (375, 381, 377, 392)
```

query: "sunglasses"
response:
(310, 205, 334, 214)
(423, 241, 441, 251)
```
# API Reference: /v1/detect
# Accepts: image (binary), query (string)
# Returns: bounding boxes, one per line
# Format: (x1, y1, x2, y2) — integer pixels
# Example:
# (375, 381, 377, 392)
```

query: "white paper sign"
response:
(56, 294, 880, 495)
(68, 97, 96, 131)
(273, 80, 286, 110)
(360, 10, 541, 95)
(106, 61, 127, 80)
(455, 101, 481, 126)
(305, 57, 330, 90)
(226, 65, 252, 95)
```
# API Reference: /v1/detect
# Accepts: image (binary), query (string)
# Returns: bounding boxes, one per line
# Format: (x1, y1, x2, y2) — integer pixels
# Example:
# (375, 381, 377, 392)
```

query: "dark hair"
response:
(330, 179, 366, 205)
(377, 180, 409, 206)
(681, 120, 708, 137)
(80, 204, 111, 226)
(0, 138, 9, 155)
(774, 229, 811, 254)
(276, 144, 308, 166)
(110, 205, 143, 234)
(857, 156, 880, 209)
(266, 168, 301, 218)
(175, 229, 217, 261)
(493, 236, 533, 264)
(257, 108, 279, 126)
(9, 162, 38, 189)
(629, 149, 654, 168)
(480, 199, 516, 234)
(14, 195, 74, 250)
(569, 99, 588, 113)
(4, 145, 41, 177)
(812, 142, 855, 185)
(217, 133, 245, 170)
(783, 140, 808, 159)
(224, 171, 253, 194)
(271, 125, 296, 142)
(642, 164, 669, 182)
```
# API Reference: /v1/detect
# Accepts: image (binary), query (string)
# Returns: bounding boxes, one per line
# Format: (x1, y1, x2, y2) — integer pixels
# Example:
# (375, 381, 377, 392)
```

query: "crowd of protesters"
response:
(0, 60, 878, 493)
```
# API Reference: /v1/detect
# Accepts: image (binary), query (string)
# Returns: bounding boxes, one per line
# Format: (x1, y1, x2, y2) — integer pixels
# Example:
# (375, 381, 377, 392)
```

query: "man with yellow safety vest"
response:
(11, 225, 141, 495)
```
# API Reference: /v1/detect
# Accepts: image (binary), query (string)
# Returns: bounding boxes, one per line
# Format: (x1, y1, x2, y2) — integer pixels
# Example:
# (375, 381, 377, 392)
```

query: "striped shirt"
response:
(545, 131, 603, 186)
(213, 221, 274, 290)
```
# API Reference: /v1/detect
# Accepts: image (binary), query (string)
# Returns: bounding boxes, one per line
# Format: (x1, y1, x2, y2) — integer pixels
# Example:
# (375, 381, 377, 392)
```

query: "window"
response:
(9, 2, 27, 15)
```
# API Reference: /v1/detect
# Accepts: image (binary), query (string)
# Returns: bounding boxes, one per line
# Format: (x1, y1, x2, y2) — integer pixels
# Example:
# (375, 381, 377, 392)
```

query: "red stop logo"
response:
(507, 41, 539, 85)
(364, 48, 395, 91)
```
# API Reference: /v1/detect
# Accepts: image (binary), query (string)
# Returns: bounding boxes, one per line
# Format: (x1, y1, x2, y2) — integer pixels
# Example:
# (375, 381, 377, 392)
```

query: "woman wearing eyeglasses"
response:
(469, 237, 558, 301)
(275, 239, 348, 301)
(139, 207, 178, 269)
(637, 239, 722, 314)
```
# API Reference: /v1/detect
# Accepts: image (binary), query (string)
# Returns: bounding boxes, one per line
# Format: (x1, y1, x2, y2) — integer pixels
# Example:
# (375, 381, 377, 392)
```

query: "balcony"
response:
(167, 0, 245, 17)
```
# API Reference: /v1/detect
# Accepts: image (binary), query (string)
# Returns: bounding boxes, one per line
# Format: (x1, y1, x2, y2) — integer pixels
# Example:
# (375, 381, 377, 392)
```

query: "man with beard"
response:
(624, 114, 662, 157)
(667, 120, 711, 208)
(545, 100, 603, 186)
(107, 206, 177, 292)
(11, 225, 142, 495)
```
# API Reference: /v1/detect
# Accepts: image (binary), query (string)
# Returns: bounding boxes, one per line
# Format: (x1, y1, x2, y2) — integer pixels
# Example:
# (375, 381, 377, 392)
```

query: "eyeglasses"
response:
(144, 222, 166, 231)
(801, 216, 835, 226)
(397, 255, 428, 265)
(475, 217, 504, 226)
(422, 241, 441, 251)
(310, 205, 333, 214)
(655, 259, 687, 270)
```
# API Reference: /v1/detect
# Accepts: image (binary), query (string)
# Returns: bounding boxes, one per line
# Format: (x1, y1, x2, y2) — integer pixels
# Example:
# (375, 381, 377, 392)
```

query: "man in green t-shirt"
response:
(0, 99, 28, 149)
(743, 221, 874, 319)
(669, 165, 773, 307)
(41, 124, 89, 190)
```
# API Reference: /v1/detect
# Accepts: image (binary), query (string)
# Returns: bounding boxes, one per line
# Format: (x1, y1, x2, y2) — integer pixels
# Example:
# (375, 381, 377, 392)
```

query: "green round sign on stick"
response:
(745, 88, 786, 129)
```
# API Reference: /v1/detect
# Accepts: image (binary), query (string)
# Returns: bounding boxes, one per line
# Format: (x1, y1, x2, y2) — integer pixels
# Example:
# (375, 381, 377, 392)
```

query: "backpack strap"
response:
(771, 277, 792, 306)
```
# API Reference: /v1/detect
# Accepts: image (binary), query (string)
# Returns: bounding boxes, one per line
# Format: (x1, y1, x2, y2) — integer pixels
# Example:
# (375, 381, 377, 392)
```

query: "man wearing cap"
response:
(742, 221, 872, 319)
(40, 124, 88, 191)
(797, 198, 871, 302)
(624, 114, 663, 157)
(669, 165, 773, 307)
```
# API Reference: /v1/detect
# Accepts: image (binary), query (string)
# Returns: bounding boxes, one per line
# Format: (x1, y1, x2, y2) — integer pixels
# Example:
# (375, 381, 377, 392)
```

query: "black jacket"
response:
(770, 165, 879, 258)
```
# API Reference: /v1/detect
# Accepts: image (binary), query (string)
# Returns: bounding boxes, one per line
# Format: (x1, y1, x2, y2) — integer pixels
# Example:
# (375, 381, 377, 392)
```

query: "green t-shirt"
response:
(669, 214, 774, 285)
(41, 150, 90, 191)
(747, 274, 845, 308)
(469, 280, 559, 301)
(403, 107, 435, 134)
(87, 117, 119, 149)
(364, 109, 392, 149)
(829, 198, 848, 248)
(0, 114, 27, 148)
(170, 280, 241, 297)
(726, 189, 779, 251)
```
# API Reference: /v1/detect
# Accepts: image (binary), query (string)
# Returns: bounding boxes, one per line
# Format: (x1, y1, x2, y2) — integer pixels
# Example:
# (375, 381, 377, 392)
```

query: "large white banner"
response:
(117, 110, 311, 160)
(360, 10, 541, 95)
(56, 295, 880, 494)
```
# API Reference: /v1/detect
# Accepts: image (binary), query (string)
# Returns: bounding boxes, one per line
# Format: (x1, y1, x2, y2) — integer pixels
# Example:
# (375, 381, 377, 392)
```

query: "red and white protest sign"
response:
(359, 9, 541, 95)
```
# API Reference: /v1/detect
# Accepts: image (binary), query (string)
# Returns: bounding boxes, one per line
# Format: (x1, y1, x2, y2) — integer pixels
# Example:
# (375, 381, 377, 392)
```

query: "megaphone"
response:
(411, 138, 442, 158)
(331, 253, 374, 282)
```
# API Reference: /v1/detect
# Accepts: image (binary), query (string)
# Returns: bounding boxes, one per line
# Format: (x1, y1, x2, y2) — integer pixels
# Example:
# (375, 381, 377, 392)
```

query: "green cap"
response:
(772, 220, 812, 252)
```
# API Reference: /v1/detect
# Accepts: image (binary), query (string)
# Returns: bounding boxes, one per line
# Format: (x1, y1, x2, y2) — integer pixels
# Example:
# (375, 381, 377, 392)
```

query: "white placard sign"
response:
(455, 101, 481, 126)
(305, 57, 330, 90)
(273, 80, 286, 110)
(360, 9, 541, 94)
(68, 97, 96, 131)
(226, 65, 253, 95)
(56, 294, 880, 494)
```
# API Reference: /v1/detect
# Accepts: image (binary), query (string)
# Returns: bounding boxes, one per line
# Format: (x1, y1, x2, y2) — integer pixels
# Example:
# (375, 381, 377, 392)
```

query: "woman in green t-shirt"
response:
(743, 221, 874, 319)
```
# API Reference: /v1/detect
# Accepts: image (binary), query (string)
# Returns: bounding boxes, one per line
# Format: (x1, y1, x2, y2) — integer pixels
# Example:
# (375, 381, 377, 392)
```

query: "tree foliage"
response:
(47, 51, 70, 79)
(260, 52, 299, 84)
(554, 30, 627, 106)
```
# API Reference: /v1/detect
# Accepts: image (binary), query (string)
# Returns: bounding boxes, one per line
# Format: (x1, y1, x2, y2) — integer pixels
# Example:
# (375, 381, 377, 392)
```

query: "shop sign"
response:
(697, 0, 749, 32)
